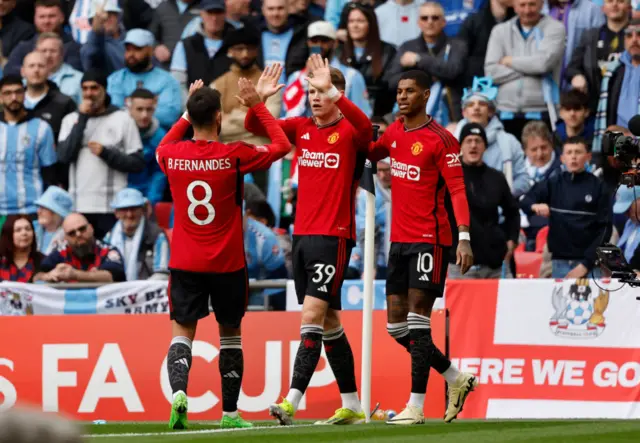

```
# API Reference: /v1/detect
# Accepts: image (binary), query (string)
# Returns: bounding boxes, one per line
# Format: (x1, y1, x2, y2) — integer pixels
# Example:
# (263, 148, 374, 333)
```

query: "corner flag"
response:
(360, 125, 380, 422)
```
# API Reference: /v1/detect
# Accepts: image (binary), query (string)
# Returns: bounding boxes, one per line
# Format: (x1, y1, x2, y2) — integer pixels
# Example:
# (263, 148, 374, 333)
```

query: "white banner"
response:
(0, 281, 169, 316)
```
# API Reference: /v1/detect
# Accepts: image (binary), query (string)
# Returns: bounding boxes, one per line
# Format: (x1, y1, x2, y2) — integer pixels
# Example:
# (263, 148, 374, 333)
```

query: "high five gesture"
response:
(255, 63, 285, 103)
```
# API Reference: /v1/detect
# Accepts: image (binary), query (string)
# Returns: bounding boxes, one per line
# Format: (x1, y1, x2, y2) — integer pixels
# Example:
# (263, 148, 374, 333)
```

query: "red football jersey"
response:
(369, 118, 469, 246)
(245, 95, 372, 240)
(156, 104, 290, 273)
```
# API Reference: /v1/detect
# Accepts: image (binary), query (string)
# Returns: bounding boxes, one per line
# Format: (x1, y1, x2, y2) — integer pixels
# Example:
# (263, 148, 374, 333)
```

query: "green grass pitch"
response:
(85, 420, 640, 442)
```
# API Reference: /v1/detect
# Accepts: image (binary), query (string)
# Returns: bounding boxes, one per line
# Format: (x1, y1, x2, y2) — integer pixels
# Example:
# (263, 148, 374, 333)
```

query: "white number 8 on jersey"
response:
(187, 180, 215, 225)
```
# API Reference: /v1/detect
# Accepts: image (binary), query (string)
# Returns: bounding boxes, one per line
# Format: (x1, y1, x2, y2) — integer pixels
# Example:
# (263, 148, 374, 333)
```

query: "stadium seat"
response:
(155, 202, 173, 229)
(514, 251, 543, 278)
(164, 228, 173, 245)
(535, 226, 549, 253)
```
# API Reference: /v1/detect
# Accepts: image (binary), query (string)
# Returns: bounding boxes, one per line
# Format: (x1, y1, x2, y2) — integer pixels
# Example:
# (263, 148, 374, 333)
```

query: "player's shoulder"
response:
(227, 140, 270, 154)
(424, 119, 458, 149)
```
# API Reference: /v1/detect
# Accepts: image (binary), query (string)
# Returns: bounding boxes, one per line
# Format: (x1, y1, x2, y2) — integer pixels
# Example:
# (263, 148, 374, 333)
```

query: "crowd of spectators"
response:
(0, 0, 639, 309)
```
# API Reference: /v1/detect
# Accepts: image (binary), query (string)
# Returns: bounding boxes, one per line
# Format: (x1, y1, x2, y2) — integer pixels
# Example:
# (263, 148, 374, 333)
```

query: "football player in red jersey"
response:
(155, 70, 291, 430)
(244, 55, 372, 425)
(367, 70, 477, 425)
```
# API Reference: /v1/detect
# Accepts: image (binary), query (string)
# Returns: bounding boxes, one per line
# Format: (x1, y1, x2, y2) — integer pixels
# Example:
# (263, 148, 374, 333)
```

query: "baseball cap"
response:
(125, 29, 156, 48)
(200, 0, 226, 11)
(35, 186, 73, 218)
(613, 186, 640, 214)
(459, 122, 488, 146)
(308, 21, 337, 40)
(89, 0, 122, 19)
(111, 188, 147, 210)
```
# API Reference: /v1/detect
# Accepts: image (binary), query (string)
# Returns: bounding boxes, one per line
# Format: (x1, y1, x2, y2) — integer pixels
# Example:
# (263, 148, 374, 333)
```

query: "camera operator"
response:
(593, 18, 640, 153)
(613, 186, 640, 271)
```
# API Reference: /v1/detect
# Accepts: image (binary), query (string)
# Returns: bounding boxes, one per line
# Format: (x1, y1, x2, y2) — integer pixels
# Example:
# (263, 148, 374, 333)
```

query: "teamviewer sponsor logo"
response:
(391, 159, 420, 181)
(298, 149, 341, 169)
(407, 165, 420, 181)
(324, 153, 339, 168)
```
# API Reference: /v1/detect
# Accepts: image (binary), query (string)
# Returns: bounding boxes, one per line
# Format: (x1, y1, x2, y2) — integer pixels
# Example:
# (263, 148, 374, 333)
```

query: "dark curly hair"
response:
(0, 215, 42, 269)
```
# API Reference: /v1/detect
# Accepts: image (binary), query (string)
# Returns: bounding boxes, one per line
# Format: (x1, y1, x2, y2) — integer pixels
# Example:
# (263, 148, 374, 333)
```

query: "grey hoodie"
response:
(484, 15, 565, 113)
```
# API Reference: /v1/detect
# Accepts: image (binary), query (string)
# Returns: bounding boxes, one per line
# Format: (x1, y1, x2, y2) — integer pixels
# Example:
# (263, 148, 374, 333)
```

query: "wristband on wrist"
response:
(459, 232, 471, 242)
(181, 111, 190, 122)
(326, 85, 340, 101)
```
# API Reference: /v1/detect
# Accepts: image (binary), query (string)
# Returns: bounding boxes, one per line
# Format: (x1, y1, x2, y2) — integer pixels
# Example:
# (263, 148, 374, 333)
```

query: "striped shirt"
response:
(69, 0, 93, 44)
(0, 117, 56, 215)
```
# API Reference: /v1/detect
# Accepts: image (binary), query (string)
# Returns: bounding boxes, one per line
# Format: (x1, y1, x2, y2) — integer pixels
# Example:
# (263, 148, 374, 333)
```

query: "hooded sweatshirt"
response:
(455, 115, 530, 197)
(57, 106, 144, 213)
(128, 118, 167, 205)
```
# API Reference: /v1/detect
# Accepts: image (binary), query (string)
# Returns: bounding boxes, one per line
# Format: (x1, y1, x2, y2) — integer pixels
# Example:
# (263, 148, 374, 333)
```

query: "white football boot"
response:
(444, 372, 478, 423)
(386, 404, 425, 425)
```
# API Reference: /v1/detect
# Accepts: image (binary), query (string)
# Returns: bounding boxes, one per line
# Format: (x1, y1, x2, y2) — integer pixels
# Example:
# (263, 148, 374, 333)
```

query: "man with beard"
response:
(212, 27, 283, 149)
(22, 51, 77, 142)
(57, 71, 145, 239)
(34, 213, 126, 283)
(107, 29, 181, 130)
(0, 75, 57, 218)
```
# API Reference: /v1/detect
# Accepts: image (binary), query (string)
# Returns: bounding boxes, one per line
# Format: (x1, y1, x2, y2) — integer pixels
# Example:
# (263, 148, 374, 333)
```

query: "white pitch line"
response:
(84, 423, 319, 439)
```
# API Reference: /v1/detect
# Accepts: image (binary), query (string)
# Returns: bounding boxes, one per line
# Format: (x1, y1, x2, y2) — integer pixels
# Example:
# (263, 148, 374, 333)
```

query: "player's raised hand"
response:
(256, 63, 285, 102)
(235, 77, 262, 108)
(456, 233, 474, 275)
(188, 79, 204, 98)
(306, 54, 332, 93)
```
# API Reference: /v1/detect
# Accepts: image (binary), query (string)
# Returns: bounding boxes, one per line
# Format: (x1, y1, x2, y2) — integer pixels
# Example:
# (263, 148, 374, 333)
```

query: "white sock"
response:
(222, 410, 238, 418)
(285, 389, 303, 411)
(443, 364, 461, 384)
(172, 390, 185, 401)
(408, 393, 425, 409)
(340, 392, 362, 413)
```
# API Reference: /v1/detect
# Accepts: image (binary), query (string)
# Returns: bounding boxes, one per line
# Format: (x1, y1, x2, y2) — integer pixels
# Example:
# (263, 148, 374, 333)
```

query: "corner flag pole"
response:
(361, 125, 379, 423)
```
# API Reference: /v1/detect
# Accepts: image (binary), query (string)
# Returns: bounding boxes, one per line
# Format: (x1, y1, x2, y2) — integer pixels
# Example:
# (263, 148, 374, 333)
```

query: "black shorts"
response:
(292, 235, 353, 310)
(386, 242, 449, 297)
(168, 268, 248, 328)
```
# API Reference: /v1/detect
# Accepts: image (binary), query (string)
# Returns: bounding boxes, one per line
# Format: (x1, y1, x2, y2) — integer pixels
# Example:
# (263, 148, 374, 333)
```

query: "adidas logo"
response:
(175, 358, 190, 369)
(301, 133, 310, 140)
(223, 371, 241, 379)
(419, 274, 429, 282)
(391, 141, 397, 148)
(318, 285, 328, 293)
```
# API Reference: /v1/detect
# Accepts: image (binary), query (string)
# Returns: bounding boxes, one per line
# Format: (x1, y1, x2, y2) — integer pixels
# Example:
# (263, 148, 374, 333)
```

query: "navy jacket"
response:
(520, 170, 611, 269)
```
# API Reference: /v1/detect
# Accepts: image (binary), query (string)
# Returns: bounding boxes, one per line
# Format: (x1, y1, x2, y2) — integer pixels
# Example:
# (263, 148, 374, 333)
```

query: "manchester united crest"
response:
(327, 132, 340, 144)
(411, 142, 423, 156)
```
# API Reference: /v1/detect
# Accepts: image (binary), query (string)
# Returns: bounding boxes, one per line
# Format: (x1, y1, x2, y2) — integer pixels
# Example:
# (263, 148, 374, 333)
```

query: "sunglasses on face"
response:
(65, 224, 88, 238)
(420, 15, 442, 22)
(625, 28, 640, 37)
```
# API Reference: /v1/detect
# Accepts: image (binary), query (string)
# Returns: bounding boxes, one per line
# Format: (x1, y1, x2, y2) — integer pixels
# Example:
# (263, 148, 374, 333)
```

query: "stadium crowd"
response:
(0, 0, 639, 309)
